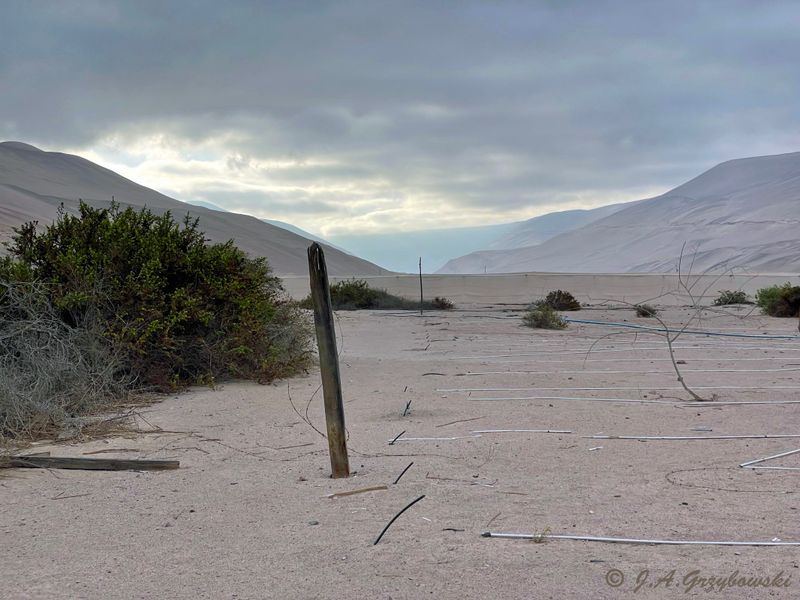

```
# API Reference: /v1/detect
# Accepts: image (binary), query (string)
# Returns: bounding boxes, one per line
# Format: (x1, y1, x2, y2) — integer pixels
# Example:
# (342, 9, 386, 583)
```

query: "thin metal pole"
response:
(418, 257, 423, 316)
(307, 243, 350, 478)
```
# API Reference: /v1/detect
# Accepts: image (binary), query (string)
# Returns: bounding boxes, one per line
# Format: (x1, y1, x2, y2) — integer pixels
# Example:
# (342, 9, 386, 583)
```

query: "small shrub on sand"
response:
(635, 304, 658, 317)
(756, 283, 800, 317)
(713, 290, 752, 306)
(522, 303, 568, 329)
(541, 290, 581, 311)
(301, 278, 451, 311)
(431, 296, 455, 310)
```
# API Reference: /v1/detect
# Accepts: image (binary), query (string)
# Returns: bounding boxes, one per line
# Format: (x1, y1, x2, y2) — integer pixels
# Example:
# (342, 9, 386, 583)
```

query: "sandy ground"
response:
(3, 303, 800, 599)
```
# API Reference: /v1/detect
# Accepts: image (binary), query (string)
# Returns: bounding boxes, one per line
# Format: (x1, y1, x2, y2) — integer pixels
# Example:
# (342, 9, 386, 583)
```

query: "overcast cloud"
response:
(2, 0, 799, 236)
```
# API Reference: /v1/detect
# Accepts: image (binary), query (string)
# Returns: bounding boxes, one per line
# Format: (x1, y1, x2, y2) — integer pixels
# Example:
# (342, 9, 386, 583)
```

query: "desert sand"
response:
(3, 287, 800, 599)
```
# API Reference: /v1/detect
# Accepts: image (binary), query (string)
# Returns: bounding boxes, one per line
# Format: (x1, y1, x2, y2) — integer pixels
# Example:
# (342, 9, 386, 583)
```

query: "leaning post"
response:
(307, 243, 350, 478)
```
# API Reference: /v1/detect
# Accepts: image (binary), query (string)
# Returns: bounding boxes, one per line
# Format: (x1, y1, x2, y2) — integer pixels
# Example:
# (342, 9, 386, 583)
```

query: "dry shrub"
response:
(522, 303, 568, 329)
(0, 282, 129, 440)
(431, 296, 455, 310)
(713, 290, 752, 305)
(541, 290, 581, 311)
(635, 304, 658, 317)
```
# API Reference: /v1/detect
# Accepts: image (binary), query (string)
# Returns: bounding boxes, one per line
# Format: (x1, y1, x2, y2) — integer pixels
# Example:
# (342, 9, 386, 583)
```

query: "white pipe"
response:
(470, 396, 677, 404)
(387, 435, 482, 442)
(471, 429, 572, 434)
(589, 434, 800, 441)
(458, 367, 800, 375)
(481, 532, 800, 546)
(739, 448, 800, 467)
(485, 357, 783, 364)
(438, 386, 800, 392)
(745, 466, 800, 471)
(450, 345, 800, 359)
(469, 396, 800, 406)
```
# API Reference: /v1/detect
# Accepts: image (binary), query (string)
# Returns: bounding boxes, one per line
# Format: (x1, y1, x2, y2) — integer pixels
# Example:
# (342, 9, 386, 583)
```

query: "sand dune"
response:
(0, 142, 388, 276)
(440, 151, 800, 274)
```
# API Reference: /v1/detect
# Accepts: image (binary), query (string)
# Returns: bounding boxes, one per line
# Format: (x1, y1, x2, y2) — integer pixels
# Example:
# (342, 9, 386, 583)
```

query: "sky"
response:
(2, 0, 800, 239)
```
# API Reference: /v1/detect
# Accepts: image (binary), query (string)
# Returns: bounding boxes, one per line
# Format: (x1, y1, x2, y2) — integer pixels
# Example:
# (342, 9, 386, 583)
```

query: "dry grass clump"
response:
(713, 290, 752, 306)
(0, 282, 130, 440)
(522, 303, 568, 329)
(635, 303, 658, 317)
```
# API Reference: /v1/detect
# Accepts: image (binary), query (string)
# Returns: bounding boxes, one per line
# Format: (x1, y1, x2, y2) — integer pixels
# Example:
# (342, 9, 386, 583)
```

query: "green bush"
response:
(713, 290, 752, 306)
(755, 282, 800, 317)
(2, 202, 313, 392)
(635, 304, 658, 317)
(522, 303, 568, 329)
(541, 290, 581, 311)
(300, 278, 452, 311)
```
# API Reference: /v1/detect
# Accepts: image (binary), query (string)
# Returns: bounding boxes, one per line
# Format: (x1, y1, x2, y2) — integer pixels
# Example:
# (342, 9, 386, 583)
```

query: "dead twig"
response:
(373, 495, 426, 545)
(393, 461, 414, 484)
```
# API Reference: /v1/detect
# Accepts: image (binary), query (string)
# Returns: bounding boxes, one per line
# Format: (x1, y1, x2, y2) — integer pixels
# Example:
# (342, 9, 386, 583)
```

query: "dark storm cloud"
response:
(2, 0, 799, 230)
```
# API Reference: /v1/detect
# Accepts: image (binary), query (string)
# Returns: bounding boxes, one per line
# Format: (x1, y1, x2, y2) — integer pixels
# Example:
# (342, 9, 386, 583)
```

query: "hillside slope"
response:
(0, 142, 387, 276)
(439, 151, 800, 274)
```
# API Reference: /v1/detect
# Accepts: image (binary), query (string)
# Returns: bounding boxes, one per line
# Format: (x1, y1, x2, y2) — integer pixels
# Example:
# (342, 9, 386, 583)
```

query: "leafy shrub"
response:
(2, 202, 313, 392)
(635, 304, 658, 317)
(300, 278, 450, 311)
(713, 290, 752, 306)
(540, 290, 581, 311)
(522, 303, 568, 329)
(756, 283, 800, 317)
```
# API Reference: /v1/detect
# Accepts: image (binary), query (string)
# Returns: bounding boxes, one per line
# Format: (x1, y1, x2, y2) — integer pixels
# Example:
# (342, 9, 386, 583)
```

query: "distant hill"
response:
(439, 151, 800, 274)
(329, 223, 517, 274)
(485, 202, 635, 250)
(0, 142, 388, 276)
(329, 202, 633, 274)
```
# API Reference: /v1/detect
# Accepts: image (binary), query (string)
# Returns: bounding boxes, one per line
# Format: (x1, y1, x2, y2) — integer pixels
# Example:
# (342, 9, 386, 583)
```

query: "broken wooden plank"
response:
(2, 455, 179, 471)
(326, 485, 388, 499)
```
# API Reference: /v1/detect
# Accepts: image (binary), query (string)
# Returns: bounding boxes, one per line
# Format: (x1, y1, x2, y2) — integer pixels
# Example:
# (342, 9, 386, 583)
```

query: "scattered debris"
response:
(327, 485, 388, 499)
(393, 462, 414, 485)
(1, 455, 179, 471)
(435, 416, 486, 428)
(388, 431, 406, 445)
(402, 400, 412, 417)
(374, 495, 426, 545)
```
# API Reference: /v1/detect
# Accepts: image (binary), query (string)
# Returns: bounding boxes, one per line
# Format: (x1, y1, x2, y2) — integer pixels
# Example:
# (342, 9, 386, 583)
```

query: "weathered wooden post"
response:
(307, 243, 350, 478)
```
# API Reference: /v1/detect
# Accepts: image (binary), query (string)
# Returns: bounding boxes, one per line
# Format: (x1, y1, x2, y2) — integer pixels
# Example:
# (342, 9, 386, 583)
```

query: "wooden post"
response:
(418, 257, 424, 316)
(307, 243, 350, 478)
